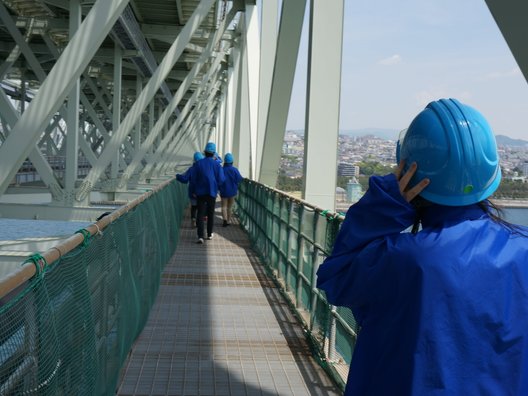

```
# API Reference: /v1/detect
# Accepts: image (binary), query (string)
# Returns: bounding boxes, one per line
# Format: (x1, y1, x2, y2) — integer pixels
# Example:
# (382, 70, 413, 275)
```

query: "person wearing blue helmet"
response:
(176, 151, 204, 226)
(316, 98, 528, 395)
(189, 141, 225, 243)
(219, 153, 243, 227)
(214, 152, 223, 164)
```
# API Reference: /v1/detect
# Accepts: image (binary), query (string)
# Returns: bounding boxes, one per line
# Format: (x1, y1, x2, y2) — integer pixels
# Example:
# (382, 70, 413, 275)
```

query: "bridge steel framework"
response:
(0, 0, 525, 218)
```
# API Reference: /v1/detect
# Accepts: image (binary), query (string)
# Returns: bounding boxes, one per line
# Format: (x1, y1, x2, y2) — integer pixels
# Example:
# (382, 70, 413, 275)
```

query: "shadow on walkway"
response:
(117, 204, 342, 395)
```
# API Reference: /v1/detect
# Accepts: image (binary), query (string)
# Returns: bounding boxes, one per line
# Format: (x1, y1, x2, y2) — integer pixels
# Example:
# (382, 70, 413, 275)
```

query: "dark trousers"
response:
(197, 195, 216, 238)
(190, 204, 198, 220)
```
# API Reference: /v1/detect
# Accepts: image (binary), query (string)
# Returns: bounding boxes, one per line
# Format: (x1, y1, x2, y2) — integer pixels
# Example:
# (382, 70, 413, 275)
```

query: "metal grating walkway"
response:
(116, 206, 342, 396)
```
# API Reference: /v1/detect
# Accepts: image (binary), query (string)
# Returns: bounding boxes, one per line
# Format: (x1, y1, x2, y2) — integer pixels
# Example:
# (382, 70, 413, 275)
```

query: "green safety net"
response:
(0, 180, 187, 395)
(236, 179, 359, 389)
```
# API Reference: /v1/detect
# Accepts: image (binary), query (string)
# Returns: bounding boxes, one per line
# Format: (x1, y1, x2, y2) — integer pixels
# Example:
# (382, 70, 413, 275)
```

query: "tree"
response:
(357, 161, 395, 176)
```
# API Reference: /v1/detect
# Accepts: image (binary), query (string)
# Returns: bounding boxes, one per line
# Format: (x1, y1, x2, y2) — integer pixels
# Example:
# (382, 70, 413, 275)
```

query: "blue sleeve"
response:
(316, 174, 416, 309)
(235, 168, 243, 184)
(217, 164, 226, 186)
(176, 167, 191, 184)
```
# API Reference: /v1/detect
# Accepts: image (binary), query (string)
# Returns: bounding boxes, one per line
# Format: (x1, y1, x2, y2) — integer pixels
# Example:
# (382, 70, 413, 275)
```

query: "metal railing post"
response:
(295, 205, 305, 308)
(328, 305, 337, 361)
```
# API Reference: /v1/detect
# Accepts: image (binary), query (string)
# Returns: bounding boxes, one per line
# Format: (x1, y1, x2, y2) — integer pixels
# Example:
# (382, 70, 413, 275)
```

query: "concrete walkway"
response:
(117, 206, 342, 396)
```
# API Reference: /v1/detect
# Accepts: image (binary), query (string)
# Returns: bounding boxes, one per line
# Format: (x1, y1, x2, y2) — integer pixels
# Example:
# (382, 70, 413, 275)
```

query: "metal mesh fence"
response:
(0, 180, 187, 395)
(236, 179, 359, 389)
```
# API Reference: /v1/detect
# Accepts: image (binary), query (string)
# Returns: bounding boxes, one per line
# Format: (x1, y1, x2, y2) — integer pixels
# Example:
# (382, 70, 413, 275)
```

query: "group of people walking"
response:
(176, 142, 243, 244)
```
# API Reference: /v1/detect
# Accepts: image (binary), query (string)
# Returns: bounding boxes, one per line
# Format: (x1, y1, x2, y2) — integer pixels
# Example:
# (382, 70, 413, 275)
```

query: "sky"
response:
(285, 0, 528, 140)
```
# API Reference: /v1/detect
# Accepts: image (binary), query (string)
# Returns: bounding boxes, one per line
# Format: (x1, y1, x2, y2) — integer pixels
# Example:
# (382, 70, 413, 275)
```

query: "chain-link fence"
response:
(237, 179, 359, 390)
(0, 179, 187, 395)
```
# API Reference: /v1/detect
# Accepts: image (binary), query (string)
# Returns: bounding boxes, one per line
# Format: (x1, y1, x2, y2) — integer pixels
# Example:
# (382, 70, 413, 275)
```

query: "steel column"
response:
(258, 0, 307, 187)
(112, 44, 123, 180)
(302, 0, 344, 210)
(244, 3, 260, 179)
(65, 0, 81, 194)
(256, 0, 279, 178)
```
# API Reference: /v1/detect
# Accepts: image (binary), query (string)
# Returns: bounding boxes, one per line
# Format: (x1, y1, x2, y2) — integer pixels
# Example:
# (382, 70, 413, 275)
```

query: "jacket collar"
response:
(420, 202, 488, 229)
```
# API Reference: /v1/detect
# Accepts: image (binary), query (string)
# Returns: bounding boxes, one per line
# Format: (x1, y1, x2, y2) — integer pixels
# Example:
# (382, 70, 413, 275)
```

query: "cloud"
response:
(484, 68, 522, 80)
(378, 54, 402, 65)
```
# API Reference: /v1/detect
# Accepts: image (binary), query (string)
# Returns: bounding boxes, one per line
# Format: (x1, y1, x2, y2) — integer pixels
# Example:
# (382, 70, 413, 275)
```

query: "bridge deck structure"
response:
(117, 208, 341, 396)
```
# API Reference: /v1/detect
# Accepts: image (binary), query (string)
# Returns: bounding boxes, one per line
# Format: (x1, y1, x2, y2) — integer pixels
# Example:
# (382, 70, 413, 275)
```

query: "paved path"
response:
(117, 207, 342, 396)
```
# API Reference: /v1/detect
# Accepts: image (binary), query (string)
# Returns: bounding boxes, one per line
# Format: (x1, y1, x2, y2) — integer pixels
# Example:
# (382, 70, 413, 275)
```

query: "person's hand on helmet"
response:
(395, 161, 430, 203)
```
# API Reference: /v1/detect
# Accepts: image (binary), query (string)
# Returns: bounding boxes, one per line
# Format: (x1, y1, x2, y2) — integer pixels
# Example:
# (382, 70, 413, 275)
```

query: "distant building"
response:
(336, 186, 346, 202)
(346, 177, 363, 202)
(338, 163, 359, 177)
(522, 162, 528, 176)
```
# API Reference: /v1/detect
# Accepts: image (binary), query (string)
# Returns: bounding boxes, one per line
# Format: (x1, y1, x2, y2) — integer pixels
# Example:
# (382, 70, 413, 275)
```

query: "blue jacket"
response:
(219, 164, 243, 198)
(189, 157, 225, 198)
(317, 174, 528, 396)
(176, 166, 196, 199)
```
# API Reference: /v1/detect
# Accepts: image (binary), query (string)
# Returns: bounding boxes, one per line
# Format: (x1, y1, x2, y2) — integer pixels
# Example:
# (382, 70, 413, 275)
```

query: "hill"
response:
(495, 135, 528, 147)
(340, 128, 399, 141)
(289, 129, 528, 146)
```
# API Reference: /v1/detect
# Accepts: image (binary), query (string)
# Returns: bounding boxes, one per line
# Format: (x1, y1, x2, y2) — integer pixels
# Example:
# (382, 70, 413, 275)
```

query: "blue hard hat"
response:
(396, 98, 501, 206)
(224, 153, 234, 164)
(193, 152, 204, 162)
(204, 142, 216, 154)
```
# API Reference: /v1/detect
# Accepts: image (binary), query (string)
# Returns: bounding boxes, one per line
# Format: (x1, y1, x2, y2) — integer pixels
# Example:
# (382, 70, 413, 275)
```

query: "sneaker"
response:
(222, 220, 228, 227)
(207, 233, 214, 240)
(196, 238, 204, 244)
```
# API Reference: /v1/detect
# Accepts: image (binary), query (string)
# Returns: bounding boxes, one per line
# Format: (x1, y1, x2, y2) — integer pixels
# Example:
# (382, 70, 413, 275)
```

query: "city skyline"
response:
(285, 0, 528, 140)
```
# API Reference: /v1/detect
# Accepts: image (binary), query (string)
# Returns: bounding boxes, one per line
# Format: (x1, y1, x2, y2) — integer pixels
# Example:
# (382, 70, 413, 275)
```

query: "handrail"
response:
(236, 178, 357, 389)
(0, 177, 175, 300)
(244, 179, 346, 223)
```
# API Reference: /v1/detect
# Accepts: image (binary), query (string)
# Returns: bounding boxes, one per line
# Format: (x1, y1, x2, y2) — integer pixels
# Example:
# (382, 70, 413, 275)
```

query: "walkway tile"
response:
(117, 207, 342, 396)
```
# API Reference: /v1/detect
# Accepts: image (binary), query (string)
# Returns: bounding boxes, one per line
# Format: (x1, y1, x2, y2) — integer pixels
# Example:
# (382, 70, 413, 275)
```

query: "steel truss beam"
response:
(258, 0, 307, 186)
(76, 0, 216, 201)
(119, 7, 237, 188)
(0, 0, 131, 197)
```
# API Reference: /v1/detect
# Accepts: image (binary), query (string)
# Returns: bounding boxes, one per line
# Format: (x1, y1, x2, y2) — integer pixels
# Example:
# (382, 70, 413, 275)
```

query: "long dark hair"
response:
(479, 199, 528, 236)
(410, 197, 528, 236)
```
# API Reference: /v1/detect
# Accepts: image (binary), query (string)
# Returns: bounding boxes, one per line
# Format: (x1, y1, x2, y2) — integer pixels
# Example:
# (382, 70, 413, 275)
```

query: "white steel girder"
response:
(150, 73, 223, 178)
(172, 88, 220, 166)
(65, 0, 81, 194)
(233, 16, 251, 177)
(140, 65, 224, 180)
(153, 77, 222, 177)
(223, 45, 241, 156)
(75, 0, 216, 202)
(244, 3, 260, 179)
(118, 7, 236, 187)
(258, 0, 307, 186)
(255, 0, 279, 178)
(302, 0, 344, 211)
(0, 90, 63, 200)
(0, 0, 131, 197)
(111, 44, 123, 180)
(228, 46, 242, 168)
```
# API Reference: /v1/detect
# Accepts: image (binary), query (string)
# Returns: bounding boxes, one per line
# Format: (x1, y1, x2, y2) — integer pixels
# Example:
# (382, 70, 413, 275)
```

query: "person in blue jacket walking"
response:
(219, 153, 243, 227)
(176, 151, 204, 227)
(316, 98, 528, 396)
(190, 141, 225, 244)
